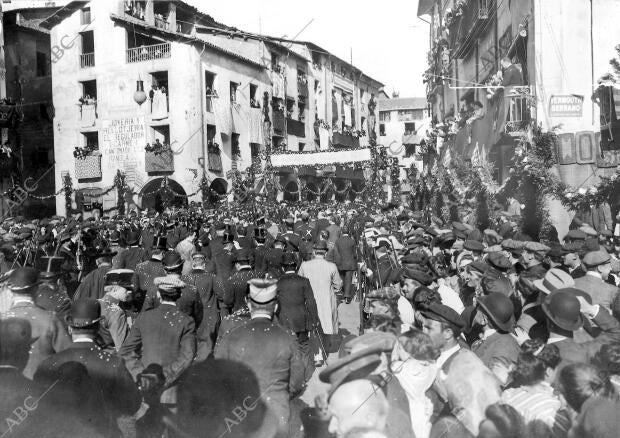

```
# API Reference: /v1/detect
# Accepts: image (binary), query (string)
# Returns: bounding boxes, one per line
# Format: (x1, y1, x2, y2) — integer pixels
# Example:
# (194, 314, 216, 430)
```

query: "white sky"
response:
(185, 0, 429, 98)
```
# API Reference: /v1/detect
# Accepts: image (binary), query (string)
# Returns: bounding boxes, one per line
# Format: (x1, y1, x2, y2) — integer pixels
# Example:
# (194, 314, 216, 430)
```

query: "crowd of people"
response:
(0, 200, 620, 438)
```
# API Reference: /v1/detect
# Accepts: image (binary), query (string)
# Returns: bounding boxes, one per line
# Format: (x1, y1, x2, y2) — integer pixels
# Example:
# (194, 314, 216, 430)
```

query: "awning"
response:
(270, 148, 372, 167)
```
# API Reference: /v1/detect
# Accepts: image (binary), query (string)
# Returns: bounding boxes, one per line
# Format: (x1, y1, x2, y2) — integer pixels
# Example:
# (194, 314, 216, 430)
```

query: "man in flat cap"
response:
(215, 278, 307, 437)
(419, 302, 501, 438)
(120, 276, 196, 410)
(574, 249, 619, 311)
(520, 241, 550, 279)
(561, 241, 586, 279)
(1, 267, 71, 379)
(36, 299, 140, 436)
(98, 269, 134, 352)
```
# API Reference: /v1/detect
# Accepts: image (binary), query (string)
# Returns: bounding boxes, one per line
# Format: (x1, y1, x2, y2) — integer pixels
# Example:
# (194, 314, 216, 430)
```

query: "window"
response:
(380, 124, 386, 136)
(298, 97, 306, 122)
(231, 133, 241, 157)
(286, 98, 295, 119)
(379, 111, 391, 122)
(404, 122, 416, 134)
(405, 144, 416, 157)
(205, 71, 216, 112)
(80, 80, 97, 101)
(82, 132, 99, 150)
(299, 142, 306, 152)
(250, 84, 259, 108)
(250, 142, 261, 158)
(80, 7, 91, 25)
(230, 82, 238, 103)
(36, 51, 48, 77)
(151, 125, 170, 145)
(271, 52, 280, 72)
(80, 30, 94, 54)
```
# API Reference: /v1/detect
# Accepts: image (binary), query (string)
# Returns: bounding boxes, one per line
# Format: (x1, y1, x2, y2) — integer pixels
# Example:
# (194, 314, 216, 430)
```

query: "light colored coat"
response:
(297, 256, 342, 334)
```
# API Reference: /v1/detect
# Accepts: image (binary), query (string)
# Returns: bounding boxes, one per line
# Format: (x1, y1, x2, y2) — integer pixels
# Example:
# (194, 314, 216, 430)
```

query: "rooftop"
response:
(377, 97, 428, 111)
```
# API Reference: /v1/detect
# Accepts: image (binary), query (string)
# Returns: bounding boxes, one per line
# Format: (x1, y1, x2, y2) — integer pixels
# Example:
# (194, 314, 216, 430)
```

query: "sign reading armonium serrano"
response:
(100, 116, 147, 167)
(549, 95, 584, 117)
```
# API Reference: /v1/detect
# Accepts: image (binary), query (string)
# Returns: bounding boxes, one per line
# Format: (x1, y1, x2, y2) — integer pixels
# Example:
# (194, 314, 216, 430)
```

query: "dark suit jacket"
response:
(333, 234, 358, 271)
(472, 332, 520, 369)
(276, 273, 320, 332)
(214, 317, 307, 426)
(74, 264, 112, 300)
(282, 231, 302, 252)
(120, 303, 196, 402)
(113, 246, 147, 270)
(2, 301, 72, 379)
(553, 306, 620, 369)
(182, 269, 221, 359)
(35, 341, 141, 418)
(224, 268, 257, 312)
(252, 245, 269, 274)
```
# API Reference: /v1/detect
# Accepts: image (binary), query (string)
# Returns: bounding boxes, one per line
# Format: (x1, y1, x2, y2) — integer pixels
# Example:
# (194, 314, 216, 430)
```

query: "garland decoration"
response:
(63, 173, 73, 214)
(114, 170, 127, 216)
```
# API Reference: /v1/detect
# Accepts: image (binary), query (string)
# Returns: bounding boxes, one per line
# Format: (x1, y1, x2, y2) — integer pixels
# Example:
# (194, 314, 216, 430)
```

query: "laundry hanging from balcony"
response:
(151, 89, 168, 120)
(214, 100, 232, 133)
(271, 72, 285, 99)
(248, 108, 264, 144)
(80, 102, 97, 128)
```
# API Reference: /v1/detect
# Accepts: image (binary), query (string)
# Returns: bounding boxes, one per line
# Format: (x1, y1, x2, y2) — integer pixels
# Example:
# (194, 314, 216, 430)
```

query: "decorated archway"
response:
(305, 181, 319, 202)
(140, 177, 188, 212)
(210, 178, 228, 195)
(283, 180, 299, 202)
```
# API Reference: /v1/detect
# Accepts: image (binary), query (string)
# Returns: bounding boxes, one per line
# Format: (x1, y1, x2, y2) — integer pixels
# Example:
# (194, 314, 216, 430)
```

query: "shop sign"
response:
(549, 95, 584, 117)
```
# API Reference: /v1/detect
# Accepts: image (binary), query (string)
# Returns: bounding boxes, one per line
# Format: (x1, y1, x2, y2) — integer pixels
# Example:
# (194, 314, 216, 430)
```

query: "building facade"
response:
(377, 95, 430, 173)
(44, 0, 383, 214)
(419, 0, 620, 191)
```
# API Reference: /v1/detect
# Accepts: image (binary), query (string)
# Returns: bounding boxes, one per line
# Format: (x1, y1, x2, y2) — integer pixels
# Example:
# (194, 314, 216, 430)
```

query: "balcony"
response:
(332, 132, 360, 148)
(126, 43, 171, 63)
(504, 86, 533, 137)
(287, 118, 305, 137)
(145, 149, 174, 174)
(75, 153, 102, 181)
(450, 0, 493, 59)
(80, 53, 95, 68)
(273, 111, 286, 135)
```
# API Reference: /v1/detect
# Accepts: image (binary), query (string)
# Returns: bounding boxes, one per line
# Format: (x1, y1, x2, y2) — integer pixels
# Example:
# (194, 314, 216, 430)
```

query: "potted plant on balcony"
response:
(145, 139, 174, 173)
(73, 145, 102, 180)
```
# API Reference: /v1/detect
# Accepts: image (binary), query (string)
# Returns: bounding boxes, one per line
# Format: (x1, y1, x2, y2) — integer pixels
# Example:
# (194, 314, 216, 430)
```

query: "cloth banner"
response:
(248, 108, 264, 144)
(319, 127, 330, 150)
(271, 72, 285, 99)
(344, 103, 352, 126)
(151, 91, 168, 120)
(270, 148, 371, 167)
(316, 83, 326, 120)
(214, 101, 231, 133)
(80, 104, 97, 128)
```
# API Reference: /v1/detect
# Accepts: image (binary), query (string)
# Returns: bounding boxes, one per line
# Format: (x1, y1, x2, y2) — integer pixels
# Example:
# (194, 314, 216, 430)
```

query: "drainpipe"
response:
(198, 43, 206, 189)
(590, 0, 595, 126)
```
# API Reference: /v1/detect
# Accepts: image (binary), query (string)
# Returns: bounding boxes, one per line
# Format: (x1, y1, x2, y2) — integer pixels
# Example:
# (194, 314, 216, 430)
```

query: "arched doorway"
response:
(349, 181, 365, 202)
(209, 178, 228, 204)
(140, 178, 188, 212)
(333, 179, 348, 203)
(283, 181, 299, 202)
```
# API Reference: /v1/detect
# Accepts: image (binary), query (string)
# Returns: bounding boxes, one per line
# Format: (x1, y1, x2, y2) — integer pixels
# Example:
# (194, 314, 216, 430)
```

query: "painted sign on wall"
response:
(549, 95, 584, 117)
(100, 116, 147, 168)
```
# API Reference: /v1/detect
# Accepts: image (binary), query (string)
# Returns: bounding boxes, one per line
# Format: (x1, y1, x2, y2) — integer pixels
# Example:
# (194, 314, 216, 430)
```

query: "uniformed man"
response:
(182, 253, 222, 361)
(35, 298, 141, 436)
(121, 278, 196, 427)
(282, 217, 302, 253)
(264, 235, 286, 279)
(143, 252, 203, 329)
(214, 278, 307, 437)
(224, 248, 257, 314)
(1, 267, 71, 379)
(113, 231, 147, 270)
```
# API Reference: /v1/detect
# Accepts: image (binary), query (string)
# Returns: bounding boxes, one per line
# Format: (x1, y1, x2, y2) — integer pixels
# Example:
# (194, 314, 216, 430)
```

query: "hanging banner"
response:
(100, 116, 147, 168)
(549, 95, 584, 118)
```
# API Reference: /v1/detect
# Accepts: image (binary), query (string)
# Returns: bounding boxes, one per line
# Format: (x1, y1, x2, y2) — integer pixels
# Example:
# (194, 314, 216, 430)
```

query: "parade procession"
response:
(3, 0, 620, 437)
